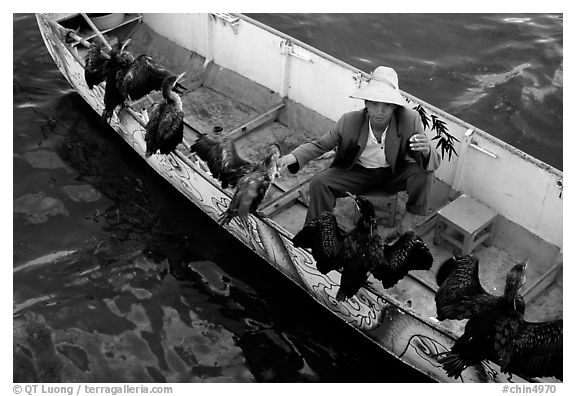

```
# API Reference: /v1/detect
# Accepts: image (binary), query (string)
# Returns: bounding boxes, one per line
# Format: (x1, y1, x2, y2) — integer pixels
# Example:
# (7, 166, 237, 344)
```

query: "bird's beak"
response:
(520, 256, 530, 271)
(120, 38, 132, 52)
(173, 72, 187, 95)
(346, 192, 360, 211)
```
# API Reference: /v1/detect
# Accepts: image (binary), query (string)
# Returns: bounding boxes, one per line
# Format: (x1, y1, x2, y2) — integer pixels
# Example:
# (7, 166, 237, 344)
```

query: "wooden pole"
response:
(66, 31, 111, 60)
(67, 31, 90, 48)
(80, 13, 112, 51)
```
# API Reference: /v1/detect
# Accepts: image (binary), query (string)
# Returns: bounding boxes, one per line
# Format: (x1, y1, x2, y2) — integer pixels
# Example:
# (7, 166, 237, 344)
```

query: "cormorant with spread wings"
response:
(293, 194, 433, 301)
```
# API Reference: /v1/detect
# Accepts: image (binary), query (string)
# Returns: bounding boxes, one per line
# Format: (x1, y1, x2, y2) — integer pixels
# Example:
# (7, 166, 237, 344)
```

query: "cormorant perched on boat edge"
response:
(119, 50, 186, 101)
(144, 72, 186, 157)
(84, 40, 110, 90)
(101, 39, 134, 123)
(435, 255, 526, 321)
(188, 129, 253, 189)
(434, 260, 563, 381)
(293, 193, 433, 301)
(100, 39, 186, 123)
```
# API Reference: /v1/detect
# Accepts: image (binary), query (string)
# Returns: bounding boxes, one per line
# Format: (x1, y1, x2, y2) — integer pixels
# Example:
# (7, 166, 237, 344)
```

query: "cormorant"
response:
(144, 72, 186, 157)
(101, 39, 185, 123)
(189, 130, 253, 189)
(118, 52, 186, 102)
(436, 261, 562, 380)
(371, 230, 433, 288)
(493, 313, 562, 380)
(217, 144, 281, 226)
(292, 210, 349, 275)
(102, 40, 134, 123)
(435, 259, 562, 380)
(435, 255, 526, 321)
(293, 194, 433, 301)
(84, 41, 110, 90)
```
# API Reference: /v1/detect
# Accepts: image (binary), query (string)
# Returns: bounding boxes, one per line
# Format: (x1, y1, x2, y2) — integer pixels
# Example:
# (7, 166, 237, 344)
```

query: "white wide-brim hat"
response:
(350, 66, 409, 107)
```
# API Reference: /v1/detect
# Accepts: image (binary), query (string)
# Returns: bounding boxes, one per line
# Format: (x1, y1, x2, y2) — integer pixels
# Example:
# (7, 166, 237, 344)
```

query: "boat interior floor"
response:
(72, 17, 562, 338)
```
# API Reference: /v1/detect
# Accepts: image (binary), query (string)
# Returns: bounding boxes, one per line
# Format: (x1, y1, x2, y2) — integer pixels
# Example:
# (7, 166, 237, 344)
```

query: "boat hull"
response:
(35, 13, 543, 383)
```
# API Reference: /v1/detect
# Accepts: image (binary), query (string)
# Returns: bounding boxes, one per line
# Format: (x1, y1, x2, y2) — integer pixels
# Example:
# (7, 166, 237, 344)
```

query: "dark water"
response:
(13, 13, 562, 383)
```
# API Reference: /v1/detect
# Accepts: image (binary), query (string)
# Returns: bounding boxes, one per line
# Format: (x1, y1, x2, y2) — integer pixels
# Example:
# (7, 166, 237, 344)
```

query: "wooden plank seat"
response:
(260, 178, 311, 217)
(433, 194, 498, 255)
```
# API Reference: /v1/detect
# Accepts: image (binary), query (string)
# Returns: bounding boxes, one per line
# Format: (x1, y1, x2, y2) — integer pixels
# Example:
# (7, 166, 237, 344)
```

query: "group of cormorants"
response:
(189, 133, 282, 226)
(82, 37, 562, 383)
(293, 195, 562, 381)
(84, 39, 281, 228)
(84, 39, 186, 157)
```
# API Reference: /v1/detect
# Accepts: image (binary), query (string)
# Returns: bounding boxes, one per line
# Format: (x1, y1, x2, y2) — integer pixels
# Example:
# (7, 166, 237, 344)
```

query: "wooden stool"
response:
(434, 194, 498, 255)
(360, 191, 399, 228)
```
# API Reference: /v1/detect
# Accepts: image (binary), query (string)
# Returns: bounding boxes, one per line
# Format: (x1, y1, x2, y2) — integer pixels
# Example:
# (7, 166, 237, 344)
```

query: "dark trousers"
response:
(306, 162, 434, 223)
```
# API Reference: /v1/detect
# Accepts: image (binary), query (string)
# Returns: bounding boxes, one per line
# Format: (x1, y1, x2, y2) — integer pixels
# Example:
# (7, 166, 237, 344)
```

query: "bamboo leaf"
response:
(414, 105, 431, 130)
(415, 106, 459, 161)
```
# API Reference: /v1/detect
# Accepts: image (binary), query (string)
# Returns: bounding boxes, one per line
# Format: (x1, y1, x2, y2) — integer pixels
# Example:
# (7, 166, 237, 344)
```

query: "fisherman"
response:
(278, 66, 441, 233)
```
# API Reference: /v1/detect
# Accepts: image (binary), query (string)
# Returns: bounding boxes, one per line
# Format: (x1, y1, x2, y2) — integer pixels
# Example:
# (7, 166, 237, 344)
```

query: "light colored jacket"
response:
(288, 107, 441, 175)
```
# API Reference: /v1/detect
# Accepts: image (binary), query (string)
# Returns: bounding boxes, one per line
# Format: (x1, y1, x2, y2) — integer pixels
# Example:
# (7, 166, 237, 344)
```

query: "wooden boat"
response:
(35, 13, 563, 383)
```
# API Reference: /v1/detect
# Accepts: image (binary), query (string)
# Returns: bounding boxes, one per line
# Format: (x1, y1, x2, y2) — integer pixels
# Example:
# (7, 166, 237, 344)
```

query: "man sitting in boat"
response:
(278, 66, 441, 233)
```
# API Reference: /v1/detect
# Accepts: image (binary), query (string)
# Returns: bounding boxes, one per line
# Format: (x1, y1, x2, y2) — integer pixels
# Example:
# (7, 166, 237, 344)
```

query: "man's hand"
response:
(278, 154, 297, 169)
(409, 133, 431, 157)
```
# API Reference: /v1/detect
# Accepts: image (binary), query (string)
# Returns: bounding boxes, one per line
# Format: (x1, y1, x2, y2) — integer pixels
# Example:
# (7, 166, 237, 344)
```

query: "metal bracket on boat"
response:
(280, 40, 313, 62)
(469, 139, 498, 159)
(352, 71, 369, 88)
(556, 178, 563, 199)
(209, 13, 240, 34)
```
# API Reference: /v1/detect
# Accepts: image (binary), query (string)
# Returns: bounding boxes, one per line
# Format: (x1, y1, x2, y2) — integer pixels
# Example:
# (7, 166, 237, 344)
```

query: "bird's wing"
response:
(156, 111, 184, 154)
(189, 135, 228, 178)
(369, 231, 432, 288)
(229, 141, 253, 169)
(293, 212, 340, 255)
(145, 103, 165, 137)
(156, 108, 181, 137)
(435, 255, 496, 320)
(124, 56, 168, 99)
(293, 212, 345, 274)
(220, 142, 254, 188)
(438, 309, 501, 378)
(142, 56, 171, 80)
(500, 319, 563, 380)
(143, 103, 168, 156)
(102, 71, 126, 120)
(84, 43, 109, 88)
